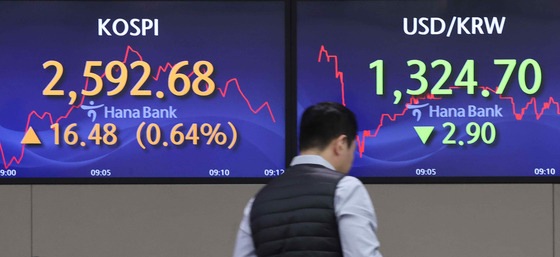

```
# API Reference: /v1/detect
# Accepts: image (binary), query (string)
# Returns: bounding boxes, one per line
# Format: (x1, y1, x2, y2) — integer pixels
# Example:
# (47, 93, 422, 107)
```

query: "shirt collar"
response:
(289, 155, 335, 170)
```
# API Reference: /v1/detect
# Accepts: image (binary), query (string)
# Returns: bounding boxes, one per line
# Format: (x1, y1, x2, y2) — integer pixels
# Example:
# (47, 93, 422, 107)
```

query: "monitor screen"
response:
(4, 0, 557, 183)
(0, 1, 285, 180)
(298, 0, 560, 180)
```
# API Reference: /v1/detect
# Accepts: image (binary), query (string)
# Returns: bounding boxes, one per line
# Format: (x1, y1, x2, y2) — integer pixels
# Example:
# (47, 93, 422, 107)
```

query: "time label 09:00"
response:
(0, 169, 17, 177)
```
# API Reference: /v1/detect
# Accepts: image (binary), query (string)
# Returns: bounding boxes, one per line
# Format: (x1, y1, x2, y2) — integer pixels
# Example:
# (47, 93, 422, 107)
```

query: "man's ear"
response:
(333, 135, 348, 156)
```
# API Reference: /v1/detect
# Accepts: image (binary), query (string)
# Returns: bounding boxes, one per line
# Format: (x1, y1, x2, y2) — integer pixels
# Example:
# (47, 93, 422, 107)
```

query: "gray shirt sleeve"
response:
(233, 198, 257, 257)
(335, 176, 383, 257)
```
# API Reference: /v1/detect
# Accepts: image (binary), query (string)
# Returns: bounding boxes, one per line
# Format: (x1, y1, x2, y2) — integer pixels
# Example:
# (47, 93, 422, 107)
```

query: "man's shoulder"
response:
(288, 164, 347, 179)
(339, 175, 363, 184)
(253, 164, 346, 202)
(337, 175, 365, 190)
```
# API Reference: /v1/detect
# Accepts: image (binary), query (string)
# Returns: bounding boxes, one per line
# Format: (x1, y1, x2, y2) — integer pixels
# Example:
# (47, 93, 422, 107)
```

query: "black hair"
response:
(299, 102, 358, 151)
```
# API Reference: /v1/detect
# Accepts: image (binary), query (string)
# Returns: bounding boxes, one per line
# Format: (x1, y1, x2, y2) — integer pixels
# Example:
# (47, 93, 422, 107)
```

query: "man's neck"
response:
(299, 149, 337, 170)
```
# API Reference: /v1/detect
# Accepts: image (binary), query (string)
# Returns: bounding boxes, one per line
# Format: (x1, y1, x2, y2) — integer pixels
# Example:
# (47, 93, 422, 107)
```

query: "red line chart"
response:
(1, 45, 276, 169)
(318, 45, 346, 106)
(317, 45, 560, 157)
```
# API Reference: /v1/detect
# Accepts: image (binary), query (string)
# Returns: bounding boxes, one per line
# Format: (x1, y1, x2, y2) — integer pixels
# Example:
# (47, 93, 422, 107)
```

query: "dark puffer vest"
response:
(250, 164, 346, 257)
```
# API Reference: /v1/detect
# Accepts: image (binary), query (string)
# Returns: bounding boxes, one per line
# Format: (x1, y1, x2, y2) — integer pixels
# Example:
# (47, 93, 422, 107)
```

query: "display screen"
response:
(0, 1, 285, 179)
(4, 0, 558, 182)
(298, 1, 560, 179)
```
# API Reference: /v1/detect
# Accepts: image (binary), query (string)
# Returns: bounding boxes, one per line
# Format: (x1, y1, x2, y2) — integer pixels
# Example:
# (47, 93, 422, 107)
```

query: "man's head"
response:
(299, 102, 358, 173)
